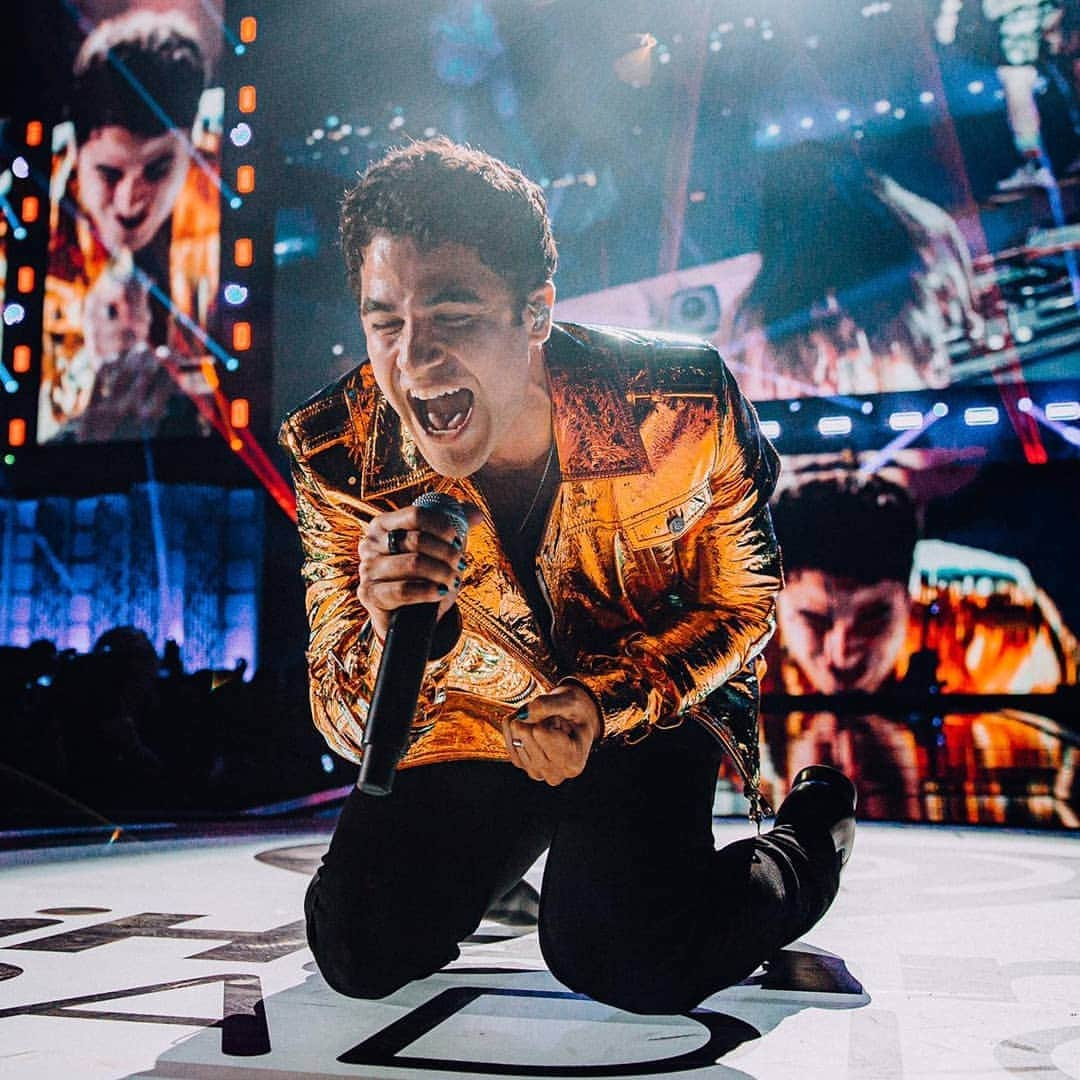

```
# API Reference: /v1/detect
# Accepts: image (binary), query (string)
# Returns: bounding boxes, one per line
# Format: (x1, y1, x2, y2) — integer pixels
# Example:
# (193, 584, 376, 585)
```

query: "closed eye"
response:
(798, 611, 832, 635)
(96, 165, 123, 186)
(143, 154, 176, 183)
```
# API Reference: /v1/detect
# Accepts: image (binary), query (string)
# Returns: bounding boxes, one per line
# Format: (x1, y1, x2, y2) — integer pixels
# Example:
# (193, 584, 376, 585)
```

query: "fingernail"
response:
(514, 706, 528, 720)
(453, 576, 461, 589)
(457, 558, 467, 571)
(451, 536, 463, 551)
(437, 584, 449, 596)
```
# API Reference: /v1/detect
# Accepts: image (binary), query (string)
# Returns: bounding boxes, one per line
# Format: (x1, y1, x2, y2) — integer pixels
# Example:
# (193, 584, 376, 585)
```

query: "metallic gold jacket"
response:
(280, 323, 783, 816)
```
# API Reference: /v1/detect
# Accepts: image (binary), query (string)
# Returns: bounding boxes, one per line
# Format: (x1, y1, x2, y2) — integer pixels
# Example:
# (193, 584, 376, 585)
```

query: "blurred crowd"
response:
(0, 626, 342, 828)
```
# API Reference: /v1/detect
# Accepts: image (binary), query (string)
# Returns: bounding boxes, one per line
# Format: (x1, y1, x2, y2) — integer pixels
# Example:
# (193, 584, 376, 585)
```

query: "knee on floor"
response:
(542, 936, 703, 1016)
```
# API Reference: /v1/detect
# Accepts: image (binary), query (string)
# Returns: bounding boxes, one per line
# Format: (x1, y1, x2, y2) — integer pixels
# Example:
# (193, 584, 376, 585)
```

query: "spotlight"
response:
(229, 123, 252, 147)
(861, 401, 874, 414)
(888, 411, 923, 431)
(224, 284, 248, 306)
(1045, 401, 1080, 422)
(920, 91, 935, 104)
(760, 420, 781, 439)
(12, 156, 28, 179)
(3, 303, 26, 326)
(963, 406, 999, 426)
(800, 117, 814, 129)
(1017, 397, 1033, 413)
(765, 123, 781, 137)
(967, 80, 984, 94)
(874, 99, 891, 114)
(932, 402, 948, 417)
(818, 415, 852, 436)
(836, 108, 852, 122)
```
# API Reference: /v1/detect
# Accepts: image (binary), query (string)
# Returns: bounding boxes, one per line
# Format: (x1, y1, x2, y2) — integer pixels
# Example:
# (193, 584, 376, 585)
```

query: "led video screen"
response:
(745, 450, 1078, 828)
(37, 0, 225, 445)
(0, 116, 10, 367)
(549, 1, 1080, 403)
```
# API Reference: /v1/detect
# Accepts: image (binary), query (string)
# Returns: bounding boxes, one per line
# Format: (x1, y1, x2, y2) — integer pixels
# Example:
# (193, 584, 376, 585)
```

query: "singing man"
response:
(280, 138, 856, 1013)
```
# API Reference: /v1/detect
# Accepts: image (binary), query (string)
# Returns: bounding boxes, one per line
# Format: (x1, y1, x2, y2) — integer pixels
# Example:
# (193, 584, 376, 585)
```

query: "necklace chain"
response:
(517, 441, 556, 535)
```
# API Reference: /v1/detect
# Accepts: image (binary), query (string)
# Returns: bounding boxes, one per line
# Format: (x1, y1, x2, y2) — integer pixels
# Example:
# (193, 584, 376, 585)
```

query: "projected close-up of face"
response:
(75, 125, 189, 254)
(776, 569, 912, 695)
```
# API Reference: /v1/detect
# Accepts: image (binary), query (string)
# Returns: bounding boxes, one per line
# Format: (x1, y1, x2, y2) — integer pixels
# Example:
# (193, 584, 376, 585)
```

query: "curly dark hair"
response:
(771, 473, 919, 586)
(70, 11, 207, 144)
(340, 138, 558, 314)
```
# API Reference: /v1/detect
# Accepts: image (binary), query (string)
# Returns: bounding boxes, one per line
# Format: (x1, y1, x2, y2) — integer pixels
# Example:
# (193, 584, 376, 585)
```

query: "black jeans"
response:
(305, 721, 841, 1014)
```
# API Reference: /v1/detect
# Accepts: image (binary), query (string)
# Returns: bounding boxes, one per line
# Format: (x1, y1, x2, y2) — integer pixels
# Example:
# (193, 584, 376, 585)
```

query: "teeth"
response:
(410, 386, 466, 402)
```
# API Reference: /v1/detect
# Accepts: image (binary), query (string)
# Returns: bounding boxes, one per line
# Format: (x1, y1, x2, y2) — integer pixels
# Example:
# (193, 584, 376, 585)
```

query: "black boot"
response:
(775, 765, 857, 868)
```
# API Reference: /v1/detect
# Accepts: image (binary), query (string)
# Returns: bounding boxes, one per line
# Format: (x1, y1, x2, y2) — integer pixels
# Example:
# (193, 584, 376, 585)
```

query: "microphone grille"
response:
(412, 491, 469, 543)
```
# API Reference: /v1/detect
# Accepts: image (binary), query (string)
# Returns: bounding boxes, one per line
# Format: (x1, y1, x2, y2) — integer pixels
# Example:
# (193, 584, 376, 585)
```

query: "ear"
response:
(525, 282, 556, 344)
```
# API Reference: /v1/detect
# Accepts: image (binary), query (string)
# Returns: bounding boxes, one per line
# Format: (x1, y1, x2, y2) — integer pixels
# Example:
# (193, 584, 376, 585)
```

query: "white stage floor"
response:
(1, 820, 1077, 1079)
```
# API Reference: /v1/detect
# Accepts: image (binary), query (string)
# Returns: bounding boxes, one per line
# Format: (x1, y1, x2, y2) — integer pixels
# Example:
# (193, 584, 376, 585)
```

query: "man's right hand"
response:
(356, 505, 475, 641)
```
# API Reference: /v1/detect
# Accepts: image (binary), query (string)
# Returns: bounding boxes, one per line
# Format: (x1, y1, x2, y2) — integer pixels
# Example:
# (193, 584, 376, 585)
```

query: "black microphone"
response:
(357, 492, 469, 796)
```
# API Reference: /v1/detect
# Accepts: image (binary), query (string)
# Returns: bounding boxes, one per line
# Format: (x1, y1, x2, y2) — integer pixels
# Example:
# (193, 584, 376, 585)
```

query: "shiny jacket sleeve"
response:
(279, 420, 454, 763)
(572, 362, 783, 741)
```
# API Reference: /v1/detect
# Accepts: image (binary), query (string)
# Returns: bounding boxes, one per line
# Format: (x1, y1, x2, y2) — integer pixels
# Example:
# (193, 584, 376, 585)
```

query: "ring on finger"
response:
(511, 737, 524, 749)
(387, 528, 407, 556)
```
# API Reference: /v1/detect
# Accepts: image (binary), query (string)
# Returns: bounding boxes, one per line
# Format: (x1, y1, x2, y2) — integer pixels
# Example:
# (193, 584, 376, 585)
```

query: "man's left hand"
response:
(502, 683, 602, 786)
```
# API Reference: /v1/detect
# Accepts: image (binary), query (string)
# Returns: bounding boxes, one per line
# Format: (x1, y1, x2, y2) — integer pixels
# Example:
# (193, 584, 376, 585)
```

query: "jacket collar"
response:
(358, 322, 650, 498)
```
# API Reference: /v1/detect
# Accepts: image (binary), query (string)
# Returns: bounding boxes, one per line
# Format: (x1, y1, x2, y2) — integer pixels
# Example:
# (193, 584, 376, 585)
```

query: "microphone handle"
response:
(357, 600, 441, 796)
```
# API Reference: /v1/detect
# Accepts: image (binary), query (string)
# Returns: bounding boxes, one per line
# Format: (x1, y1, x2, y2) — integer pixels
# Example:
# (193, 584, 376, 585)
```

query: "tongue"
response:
(425, 388, 473, 431)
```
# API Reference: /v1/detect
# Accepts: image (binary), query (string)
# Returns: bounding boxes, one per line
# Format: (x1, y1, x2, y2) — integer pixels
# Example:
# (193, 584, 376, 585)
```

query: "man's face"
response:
(776, 569, 911, 694)
(359, 233, 552, 477)
(76, 126, 188, 253)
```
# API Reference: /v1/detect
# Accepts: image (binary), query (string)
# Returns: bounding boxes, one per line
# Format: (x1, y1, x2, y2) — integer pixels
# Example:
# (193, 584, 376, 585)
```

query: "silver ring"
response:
(511, 737, 524, 749)
(387, 528, 406, 555)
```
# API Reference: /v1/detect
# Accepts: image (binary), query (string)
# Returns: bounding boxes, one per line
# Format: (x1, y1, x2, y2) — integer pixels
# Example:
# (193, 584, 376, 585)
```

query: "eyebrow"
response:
(360, 286, 484, 315)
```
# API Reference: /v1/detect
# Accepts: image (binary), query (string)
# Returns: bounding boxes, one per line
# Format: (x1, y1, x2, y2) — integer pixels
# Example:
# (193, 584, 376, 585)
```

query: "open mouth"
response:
(829, 659, 869, 690)
(117, 211, 148, 233)
(408, 386, 475, 437)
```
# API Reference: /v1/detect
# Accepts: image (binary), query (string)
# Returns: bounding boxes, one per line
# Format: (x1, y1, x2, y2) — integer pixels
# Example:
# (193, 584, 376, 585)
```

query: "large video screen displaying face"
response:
(750, 450, 1079, 828)
(541, 1, 1080, 403)
(37, 0, 224, 444)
